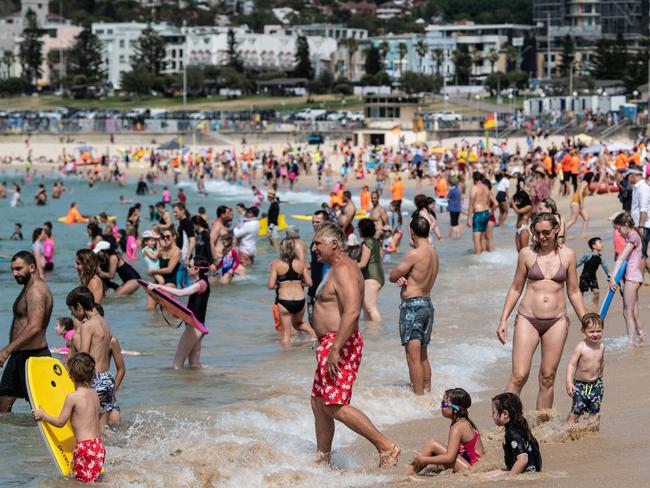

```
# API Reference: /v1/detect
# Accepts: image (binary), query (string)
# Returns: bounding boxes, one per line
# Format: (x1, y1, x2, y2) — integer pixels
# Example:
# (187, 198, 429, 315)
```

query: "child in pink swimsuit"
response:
(406, 387, 484, 476)
(51, 317, 75, 355)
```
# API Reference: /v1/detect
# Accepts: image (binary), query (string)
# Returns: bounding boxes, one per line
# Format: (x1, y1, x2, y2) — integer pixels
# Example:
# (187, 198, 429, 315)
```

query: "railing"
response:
(0, 117, 364, 134)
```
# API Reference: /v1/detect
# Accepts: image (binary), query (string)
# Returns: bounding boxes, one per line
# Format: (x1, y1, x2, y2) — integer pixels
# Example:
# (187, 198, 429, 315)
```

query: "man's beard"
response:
(14, 275, 27, 284)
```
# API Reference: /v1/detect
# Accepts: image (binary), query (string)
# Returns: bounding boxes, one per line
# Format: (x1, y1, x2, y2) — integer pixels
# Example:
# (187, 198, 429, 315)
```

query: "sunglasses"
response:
(534, 228, 556, 237)
(162, 234, 173, 239)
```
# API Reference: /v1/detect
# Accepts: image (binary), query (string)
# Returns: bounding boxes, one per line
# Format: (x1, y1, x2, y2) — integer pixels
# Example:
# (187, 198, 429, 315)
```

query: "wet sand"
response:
(341, 192, 650, 486)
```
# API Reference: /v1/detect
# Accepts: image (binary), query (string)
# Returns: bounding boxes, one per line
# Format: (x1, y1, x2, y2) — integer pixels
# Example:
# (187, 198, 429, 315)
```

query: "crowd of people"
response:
(0, 132, 649, 483)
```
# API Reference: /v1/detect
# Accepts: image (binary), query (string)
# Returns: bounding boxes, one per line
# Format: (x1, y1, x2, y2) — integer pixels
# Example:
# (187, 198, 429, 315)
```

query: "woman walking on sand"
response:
(497, 212, 585, 412)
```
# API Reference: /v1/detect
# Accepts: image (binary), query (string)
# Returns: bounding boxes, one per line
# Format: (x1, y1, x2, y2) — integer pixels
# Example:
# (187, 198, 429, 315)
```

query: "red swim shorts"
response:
(73, 437, 105, 483)
(311, 330, 363, 406)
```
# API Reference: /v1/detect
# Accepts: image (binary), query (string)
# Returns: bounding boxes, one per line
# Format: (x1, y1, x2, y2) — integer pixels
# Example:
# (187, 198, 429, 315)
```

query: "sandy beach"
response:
(0, 132, 648, 487)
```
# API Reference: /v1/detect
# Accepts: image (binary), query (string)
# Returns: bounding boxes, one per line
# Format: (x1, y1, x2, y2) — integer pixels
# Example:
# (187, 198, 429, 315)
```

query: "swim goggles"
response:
(440, 401, 465, 411)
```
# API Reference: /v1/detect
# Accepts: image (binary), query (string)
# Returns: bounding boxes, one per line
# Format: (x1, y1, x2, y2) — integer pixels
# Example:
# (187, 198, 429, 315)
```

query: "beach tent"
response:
(580, 144, 603, 155)
(158, 139, 185, 150)
(607, 142, 632, 153)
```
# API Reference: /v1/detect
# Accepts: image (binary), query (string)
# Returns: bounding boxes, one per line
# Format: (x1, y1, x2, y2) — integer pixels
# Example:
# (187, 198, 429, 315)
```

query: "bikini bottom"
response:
(516, 313, 569, 337)
(277, 298, 306, 315)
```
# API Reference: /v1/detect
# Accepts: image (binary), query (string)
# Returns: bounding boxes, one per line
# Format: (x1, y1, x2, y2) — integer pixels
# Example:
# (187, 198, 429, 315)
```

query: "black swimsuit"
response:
(276, 261, 305, 314)
(159, 257, 179, 285)
(116, 259, 141, 283)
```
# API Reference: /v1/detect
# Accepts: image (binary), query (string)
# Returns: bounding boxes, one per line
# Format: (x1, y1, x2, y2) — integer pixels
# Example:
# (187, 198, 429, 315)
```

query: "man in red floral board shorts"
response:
(310, 223, 400, 468)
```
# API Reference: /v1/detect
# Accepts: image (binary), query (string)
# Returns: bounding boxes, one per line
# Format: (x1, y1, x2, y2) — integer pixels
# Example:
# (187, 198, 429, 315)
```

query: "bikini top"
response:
(277, 261, 301, 283)
(527, 253, 566, 283)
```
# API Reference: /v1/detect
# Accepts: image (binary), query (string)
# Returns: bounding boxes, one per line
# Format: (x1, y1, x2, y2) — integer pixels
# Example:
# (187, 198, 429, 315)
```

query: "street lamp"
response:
(508, 92, 514, 112)
(475, 93, 480, 120)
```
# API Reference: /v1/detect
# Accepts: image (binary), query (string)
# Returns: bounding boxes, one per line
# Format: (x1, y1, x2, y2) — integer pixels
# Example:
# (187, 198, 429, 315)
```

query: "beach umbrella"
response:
(607, 142, 632, 153)
(77, 145, 92, 153)
(580, 144, 603, 155)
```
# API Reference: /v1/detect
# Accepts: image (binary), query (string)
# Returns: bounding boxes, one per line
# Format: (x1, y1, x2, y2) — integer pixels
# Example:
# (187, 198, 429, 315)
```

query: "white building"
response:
(93, 22, 338, 89)
(265, 24, 368, 41)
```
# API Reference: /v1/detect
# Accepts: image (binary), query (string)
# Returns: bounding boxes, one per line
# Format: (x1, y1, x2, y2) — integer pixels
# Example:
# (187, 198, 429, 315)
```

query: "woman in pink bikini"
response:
(406, 387, 484, 477)
(497, 212, 585, 411)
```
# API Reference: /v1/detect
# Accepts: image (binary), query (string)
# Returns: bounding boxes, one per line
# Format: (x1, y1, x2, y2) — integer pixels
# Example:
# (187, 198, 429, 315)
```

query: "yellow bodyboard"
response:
(259, 214, 288, 236)
(26, 356, 76, 477)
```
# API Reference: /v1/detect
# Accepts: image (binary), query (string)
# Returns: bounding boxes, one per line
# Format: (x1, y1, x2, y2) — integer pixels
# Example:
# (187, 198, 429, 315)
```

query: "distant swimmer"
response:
(389, 217, 439, 395)
(0, 251, 53, 412)
(63, 202, 89, 224)
(338, 190, 356, 238)
(310, 223, 400, 467)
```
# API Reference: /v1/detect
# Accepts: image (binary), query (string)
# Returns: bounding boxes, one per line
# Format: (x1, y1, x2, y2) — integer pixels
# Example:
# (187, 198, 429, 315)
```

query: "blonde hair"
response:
(316, 222, 346, 250)
(279, 238, 296, 262)
(529, 212, 560, 252)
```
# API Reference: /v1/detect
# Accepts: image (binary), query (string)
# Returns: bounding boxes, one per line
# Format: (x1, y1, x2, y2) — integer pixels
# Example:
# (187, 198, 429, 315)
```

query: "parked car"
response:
(307, 133, 324, 144)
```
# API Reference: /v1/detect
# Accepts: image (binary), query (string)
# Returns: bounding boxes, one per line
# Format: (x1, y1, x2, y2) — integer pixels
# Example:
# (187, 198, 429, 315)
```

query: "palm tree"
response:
(379, 40, 390, 70)
(346, 37, 358, 80)
(2, 50, 14, 78)
(398, 42, 408, 77)
(433, 48, 444, 76)
(415, 40, 428, 74)
(504, 46, 518, 71)
(470, 48, 483, 83)
(488, 48, 499, 74)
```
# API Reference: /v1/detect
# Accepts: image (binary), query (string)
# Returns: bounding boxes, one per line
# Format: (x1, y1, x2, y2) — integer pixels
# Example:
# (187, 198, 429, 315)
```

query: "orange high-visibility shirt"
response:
(64, 206, 88, 224)
(629, 151, 640, 166)
(570, 155, 580, 175)
(544, 155, 552, 174)
(359, 190, 371, 211)
(561, 153, 573, 172)
(391, 181, 404, 201)
(435, 178, 448, 198)
(615, 153, 628, 169)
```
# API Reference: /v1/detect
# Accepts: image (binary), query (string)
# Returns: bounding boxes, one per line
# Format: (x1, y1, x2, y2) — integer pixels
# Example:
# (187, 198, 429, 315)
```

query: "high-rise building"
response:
(533, 0, 649, 79)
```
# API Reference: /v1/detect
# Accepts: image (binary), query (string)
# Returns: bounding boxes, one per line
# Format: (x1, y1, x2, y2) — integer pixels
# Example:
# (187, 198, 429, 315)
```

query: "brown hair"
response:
(75, 249, 100, 288)
(613, 211, 637, 230)
(68, 352, 95, 385)
(581, 312, 604, 331)
(529, 212, 560, 252)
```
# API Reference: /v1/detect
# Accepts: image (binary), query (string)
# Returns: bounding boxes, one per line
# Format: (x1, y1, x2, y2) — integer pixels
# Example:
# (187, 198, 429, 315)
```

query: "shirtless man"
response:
(467, 171, 492, 254)
(210, 205, 233, 260)
(389, 217, 439, 395)
(310, 223, 400, 467)
(67, 286, 114, 428)
(338, 190, 356, 238)
(369, 191, 389, 239)
(0, 251, 53, 412)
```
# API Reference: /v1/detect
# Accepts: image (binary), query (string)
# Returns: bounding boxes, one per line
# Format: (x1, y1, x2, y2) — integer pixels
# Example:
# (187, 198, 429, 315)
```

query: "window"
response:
(119, 40, 125, 48)
(119, 55, 125, 63)
(107, 29, 113, 34)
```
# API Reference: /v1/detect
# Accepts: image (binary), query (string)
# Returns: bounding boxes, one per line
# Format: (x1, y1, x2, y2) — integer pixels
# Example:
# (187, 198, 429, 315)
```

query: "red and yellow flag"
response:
(483, 112, 497, 129)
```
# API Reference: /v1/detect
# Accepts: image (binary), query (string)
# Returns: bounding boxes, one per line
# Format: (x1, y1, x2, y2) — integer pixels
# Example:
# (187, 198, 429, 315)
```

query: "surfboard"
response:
(25, 356, 76, 477)
(137, 279, 209, 334)
(259, 214, 288, 236)
(599, 261, 627, 319)
(57, 215, 116, 224)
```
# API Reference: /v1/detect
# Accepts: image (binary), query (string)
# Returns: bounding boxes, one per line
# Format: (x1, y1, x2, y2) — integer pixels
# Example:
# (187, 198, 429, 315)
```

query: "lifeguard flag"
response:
(483, 112, 497, 129)
(391, 124, 400, 133)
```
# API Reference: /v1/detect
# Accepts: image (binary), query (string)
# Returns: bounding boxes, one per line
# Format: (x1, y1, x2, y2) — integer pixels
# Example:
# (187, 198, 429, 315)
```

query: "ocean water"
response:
(0, 171, 527, 487)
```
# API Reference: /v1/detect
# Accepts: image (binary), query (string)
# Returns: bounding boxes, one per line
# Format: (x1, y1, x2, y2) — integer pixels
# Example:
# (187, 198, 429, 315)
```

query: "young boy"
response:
(67, 286, 115, 429)
(576, 237, 611, 306)
(566, 313, 605, 424)
(33, 352, 105, 483)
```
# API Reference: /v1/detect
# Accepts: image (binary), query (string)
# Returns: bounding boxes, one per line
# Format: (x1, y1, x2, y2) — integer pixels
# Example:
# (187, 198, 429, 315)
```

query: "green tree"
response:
(610, 33, 628, 77)
(470, 48, 483, 82)
(558, 34, 575, 78)
(503, 45, 518, 71)
(397, 42, 408, 77)
(432, 48, 444, 76)
(120, 68, 153, 96)
(590, 39, 611, 79)
(19, 9, 43, 84)
(415, 40, 427, 74)
(364, 44, 383, 76)
(293, 35, 313, 79)
(135, 25, 166, 76)
(346, 37, 358, 80)
(452, 45, 471, 85)
(2, 50, 15, 78)
(379, 41, 389, 66)
(399, 71, 434, 94)
(226, 28, 243, 71)
(487, 48, 499, 74)
(67, 27, 105, 85)
(185, 65, 205, 96)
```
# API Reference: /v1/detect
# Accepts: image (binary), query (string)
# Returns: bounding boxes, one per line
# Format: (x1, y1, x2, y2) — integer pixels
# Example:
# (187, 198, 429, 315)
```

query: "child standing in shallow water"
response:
(33, 352, 105, 483)
(566, 313, 605, 424)
(406, 388, 484, 476)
